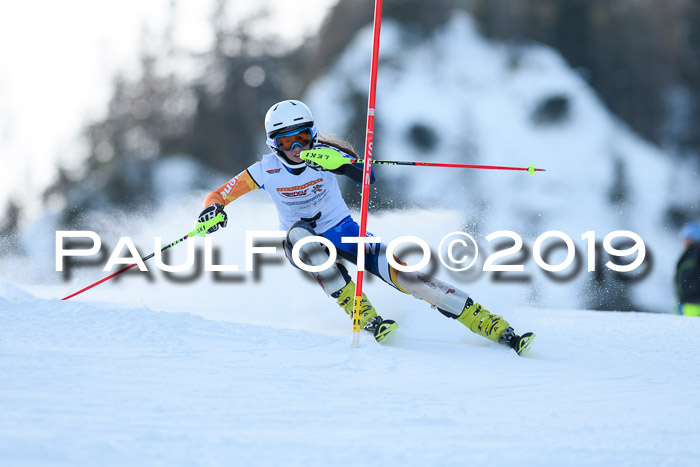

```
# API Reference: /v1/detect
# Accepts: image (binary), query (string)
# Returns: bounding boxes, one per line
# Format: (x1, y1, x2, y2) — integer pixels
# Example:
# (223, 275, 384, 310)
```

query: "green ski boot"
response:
(331, 281, 398, 342)
(456, 297, 510, 342)
(457, 298, 534, 355)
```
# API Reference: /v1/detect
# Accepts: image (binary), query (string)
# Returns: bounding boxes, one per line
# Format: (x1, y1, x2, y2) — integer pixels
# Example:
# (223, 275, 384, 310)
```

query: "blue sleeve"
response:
(335, 162, 375, 185)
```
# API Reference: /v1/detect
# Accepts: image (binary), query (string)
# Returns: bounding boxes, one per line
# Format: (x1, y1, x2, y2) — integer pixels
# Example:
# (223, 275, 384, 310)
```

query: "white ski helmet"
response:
(265, 99, 318, 169)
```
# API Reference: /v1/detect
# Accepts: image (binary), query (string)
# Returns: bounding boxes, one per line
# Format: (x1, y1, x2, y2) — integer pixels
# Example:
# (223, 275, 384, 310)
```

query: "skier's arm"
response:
(300, 147, 375, 185)
(198, 168, 260, 235)
(203, 169, 260, 207)
(331, 161, 375, 185)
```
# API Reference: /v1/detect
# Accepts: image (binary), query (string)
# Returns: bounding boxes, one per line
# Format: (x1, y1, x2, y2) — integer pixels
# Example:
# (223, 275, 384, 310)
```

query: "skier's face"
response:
(282, 141, 312, 163)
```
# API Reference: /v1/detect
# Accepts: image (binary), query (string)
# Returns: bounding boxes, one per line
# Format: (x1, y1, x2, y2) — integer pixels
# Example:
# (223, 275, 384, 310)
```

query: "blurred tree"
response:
(44, 1, 308, 227)
(472, 0, 693, 157)
(49, 46, 192, 226)
(680, 0, 700, 153)
(303, 0, 373, 87)
(306, 0, 461, 87)
(0, 201, 22, 257)
(383, 0, 458, 36)
(42, 0, 474, 227)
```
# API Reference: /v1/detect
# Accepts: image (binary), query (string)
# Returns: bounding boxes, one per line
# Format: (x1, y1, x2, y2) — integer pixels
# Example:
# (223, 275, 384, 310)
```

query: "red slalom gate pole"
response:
(352, 0, 383, 348)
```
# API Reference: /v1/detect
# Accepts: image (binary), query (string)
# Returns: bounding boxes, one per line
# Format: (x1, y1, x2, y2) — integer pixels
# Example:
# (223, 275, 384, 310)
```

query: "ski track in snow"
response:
(1, 282, 699, 466)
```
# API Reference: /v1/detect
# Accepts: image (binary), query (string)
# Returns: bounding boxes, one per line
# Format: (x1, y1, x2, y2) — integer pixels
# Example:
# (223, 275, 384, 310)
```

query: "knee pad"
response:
(284, 220, 326, 269)
(284, 220, 349, 295)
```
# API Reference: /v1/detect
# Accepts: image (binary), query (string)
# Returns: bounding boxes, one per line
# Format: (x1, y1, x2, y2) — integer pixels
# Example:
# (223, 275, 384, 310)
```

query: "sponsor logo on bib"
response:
(278, 178, 323, 199)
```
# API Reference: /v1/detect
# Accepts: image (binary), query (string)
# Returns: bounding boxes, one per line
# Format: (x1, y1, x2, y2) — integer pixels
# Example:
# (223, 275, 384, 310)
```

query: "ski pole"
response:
(300, 149, 545, 175)
(60, 213, 225, 300)
(357, 160, 545, 174)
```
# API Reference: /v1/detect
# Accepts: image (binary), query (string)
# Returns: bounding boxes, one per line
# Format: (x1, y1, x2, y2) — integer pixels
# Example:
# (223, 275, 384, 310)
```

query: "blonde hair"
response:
(317, 135, 360, 159)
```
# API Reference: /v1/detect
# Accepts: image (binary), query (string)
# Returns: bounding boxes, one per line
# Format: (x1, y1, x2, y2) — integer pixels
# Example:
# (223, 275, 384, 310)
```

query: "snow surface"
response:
(2, 279, 700, 466)
(3, 198, 700, 466)
(4, 197, 699, 465)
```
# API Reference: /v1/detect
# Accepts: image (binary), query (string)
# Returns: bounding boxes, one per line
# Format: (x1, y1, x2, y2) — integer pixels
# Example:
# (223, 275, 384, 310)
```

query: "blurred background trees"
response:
(36, 0, 700, 228)
(472, 0, 698, 156)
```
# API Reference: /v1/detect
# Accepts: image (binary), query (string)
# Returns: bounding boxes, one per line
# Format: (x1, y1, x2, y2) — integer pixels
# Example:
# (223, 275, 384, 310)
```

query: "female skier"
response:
(198, 99, 534, 354)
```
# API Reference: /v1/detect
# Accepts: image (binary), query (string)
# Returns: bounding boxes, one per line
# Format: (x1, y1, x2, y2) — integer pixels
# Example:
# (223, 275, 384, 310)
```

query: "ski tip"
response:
(374, 319, 398, 343)
(515, 332, 535, 356)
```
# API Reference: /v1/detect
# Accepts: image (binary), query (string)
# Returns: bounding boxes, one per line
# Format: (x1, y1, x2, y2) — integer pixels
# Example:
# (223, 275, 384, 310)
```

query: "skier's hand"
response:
(197, 203, 228, 234)
(300, 148, 354, 171)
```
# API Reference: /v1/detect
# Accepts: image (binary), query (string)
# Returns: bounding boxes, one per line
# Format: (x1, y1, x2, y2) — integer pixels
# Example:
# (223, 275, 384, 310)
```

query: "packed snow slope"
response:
(2, 278, 700, 466)
(1, 176, 695, 465)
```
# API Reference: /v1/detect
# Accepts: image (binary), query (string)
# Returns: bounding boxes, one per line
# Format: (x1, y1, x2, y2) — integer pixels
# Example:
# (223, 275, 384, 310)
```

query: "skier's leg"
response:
(285, 220, 378, 328)
(390, 268, 513, 343)
(322, 218, 532, 351)
(390, 266, 534, 353)
(324, 220, 510, 341)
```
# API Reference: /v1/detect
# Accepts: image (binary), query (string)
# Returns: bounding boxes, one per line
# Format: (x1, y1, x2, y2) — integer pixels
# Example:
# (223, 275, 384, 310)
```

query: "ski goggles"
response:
(268, 125, 316, 151)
